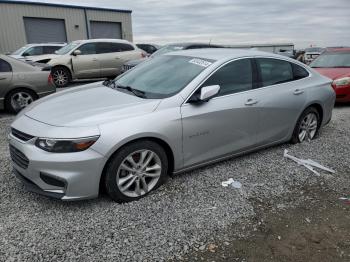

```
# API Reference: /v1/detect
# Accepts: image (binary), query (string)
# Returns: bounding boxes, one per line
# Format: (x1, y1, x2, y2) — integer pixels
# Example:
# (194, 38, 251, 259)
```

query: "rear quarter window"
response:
(0, 59, 12, 72)
(291, 63, 309, 80)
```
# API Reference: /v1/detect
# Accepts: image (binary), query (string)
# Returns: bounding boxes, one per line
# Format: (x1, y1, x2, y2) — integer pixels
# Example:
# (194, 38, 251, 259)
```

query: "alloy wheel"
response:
(10, 91, 34, 111)
(116, 150, 162, 198)
(53, 70, 68, 86)
(298, 112, 318, 142)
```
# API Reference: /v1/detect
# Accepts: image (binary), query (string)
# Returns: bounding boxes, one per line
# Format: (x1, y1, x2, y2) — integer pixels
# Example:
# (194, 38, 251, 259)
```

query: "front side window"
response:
(43, 46, 62, 54)
(115, 55, 214, 98)
(201, 58, 253, 97)
(24, 46, 43, 56)
(257, 58, 293, 87)
(79, 43, 98, 55)
(0, 59, 12, 72)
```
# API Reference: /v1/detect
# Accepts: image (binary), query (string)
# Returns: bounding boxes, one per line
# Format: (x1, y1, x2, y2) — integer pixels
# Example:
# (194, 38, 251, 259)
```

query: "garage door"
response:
(90, 21, 122, 39)
(24, 17, 67, 43)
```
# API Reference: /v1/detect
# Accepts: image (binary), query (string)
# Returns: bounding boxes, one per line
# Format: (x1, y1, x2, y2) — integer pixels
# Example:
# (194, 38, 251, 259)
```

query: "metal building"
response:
(0, 0, 133, 53)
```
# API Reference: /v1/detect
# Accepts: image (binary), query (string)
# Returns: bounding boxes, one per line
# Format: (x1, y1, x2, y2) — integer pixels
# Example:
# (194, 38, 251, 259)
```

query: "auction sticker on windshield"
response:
(189, 58, 212, 67)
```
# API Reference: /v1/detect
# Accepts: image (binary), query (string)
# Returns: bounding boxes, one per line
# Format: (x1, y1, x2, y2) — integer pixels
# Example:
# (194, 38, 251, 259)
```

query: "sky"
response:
(10, 0, 350, 48)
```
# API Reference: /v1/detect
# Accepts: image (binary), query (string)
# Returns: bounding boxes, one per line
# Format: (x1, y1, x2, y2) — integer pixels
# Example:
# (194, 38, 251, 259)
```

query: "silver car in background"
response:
(0, 55, 55, 113)
(9, 49, 335, 202)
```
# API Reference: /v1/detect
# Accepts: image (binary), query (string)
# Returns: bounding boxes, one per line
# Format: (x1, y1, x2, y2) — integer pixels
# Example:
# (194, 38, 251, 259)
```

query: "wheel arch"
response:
(4, 87, 38, 105)
(51, 65, 72, 78)
(99, 136, 175, 194)
(304, 102, 324, 126)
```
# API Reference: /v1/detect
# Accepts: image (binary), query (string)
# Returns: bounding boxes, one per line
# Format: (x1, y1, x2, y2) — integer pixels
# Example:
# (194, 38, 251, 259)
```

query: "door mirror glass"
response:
(73, 50, 81, 56)
(200, 85, 220, 101)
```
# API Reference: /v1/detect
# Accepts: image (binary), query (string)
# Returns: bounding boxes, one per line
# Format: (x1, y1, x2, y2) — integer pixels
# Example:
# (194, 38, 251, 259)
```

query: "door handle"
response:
(92, 58, 98, 61)
(293, 89, 304, 95)
(115, 57, 121, 60)
(245, 99, 258, 106)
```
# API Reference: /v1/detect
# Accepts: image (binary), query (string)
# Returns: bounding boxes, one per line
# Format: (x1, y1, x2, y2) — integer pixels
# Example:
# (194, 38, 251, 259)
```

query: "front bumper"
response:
(8, 134, 106, 201)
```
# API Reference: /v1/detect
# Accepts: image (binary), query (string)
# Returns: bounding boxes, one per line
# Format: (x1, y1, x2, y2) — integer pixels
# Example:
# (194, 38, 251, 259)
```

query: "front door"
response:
(181, 58, 260, 168)
(72, 43, 100, 79)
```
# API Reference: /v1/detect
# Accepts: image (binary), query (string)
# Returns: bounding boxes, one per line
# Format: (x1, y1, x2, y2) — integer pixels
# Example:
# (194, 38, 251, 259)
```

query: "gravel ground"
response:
(0, 106, 349, 261)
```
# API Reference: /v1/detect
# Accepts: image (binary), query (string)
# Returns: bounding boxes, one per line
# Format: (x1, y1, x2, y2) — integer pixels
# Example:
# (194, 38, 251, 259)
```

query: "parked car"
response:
(310, 47, 350, 102)
(30, 39, 144, 87)
(122, 42, 222, 72)
(9, 43, 66, 59)
(9, 49, 335, 202)
(304, 47, 324, 64)
(0, 55, 55, 113)
(136, 44, 161, 55)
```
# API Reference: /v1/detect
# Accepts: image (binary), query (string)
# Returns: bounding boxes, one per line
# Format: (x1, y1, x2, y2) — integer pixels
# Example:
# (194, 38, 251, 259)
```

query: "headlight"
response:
(333, 77, 350, 87)
(35, 136, 99, 153)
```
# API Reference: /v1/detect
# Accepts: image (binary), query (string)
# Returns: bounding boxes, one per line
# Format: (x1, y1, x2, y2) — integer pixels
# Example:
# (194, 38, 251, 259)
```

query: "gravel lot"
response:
(0, 105, 349, 261)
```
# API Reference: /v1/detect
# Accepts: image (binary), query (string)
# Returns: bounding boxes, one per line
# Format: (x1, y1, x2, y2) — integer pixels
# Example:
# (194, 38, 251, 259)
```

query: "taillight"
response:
(48, 73, 53, 84)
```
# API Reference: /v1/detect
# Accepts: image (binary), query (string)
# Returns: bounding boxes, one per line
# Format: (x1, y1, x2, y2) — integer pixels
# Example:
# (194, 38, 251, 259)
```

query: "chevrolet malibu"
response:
(9, 49, 335, 202)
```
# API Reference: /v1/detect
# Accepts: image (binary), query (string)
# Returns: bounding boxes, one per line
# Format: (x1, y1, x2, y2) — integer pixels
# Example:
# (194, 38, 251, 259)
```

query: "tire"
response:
(5, 88, 37, 114)
(291, 107, 320, 144)
(104, 140, 169, 203)
(52, 67, 71, 88)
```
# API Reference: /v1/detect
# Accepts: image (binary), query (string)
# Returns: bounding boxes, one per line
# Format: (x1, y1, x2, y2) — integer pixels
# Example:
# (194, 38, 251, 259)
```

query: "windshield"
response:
(12, 46, 29, 55)
(150, 45, 186, 58)
(56, 42, 80, 55)
(115, 55, 215, 98)
(310, 52, 350, 68)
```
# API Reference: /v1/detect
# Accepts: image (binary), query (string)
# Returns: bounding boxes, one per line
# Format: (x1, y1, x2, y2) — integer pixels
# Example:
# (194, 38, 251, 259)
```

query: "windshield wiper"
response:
(115, 84, 147, 98)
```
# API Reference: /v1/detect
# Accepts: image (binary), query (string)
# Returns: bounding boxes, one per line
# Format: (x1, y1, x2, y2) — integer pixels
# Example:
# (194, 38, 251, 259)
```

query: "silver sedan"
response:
(9, 49, 335, 202)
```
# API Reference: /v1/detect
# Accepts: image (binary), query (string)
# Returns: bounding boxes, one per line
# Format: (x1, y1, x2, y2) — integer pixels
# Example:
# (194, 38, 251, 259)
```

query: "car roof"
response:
(25, 43, 66, 47)
(325, 47, 350, 52)
(167, 48, 293, 61)
(74, 39, 133, 44)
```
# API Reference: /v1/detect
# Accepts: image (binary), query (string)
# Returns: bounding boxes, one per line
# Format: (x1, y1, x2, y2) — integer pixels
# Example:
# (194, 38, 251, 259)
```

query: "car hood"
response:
(30, 54, 60, 62)
(23, 82, 161, 127)
(313, 68, 350, 80)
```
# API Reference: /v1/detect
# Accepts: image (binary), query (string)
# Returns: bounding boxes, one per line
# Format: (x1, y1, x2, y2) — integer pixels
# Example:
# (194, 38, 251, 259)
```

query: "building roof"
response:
(0, 0, 132, 13)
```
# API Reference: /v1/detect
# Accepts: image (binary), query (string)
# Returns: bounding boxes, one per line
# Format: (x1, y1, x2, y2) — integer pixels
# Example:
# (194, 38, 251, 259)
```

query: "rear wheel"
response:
(5, 88, 36, 113)
(104, 140, 169, 203)
(291, 107, 320, 143)
(52, 67, 71, 87)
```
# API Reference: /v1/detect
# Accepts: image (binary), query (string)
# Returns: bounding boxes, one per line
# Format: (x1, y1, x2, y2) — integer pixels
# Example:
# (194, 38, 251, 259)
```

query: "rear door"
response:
(72, 43, 100, 78)
(0, 58, 13, 102)
(181, 58, 260, 167)
(253, 58, 308, 145)
(98, 43, 140, 77)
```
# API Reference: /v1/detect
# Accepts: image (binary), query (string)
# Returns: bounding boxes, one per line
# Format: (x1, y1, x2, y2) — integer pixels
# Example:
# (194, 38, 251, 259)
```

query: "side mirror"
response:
(72, 50, 81, 56)
(199, 85, 220, 101)
(22, 52, 29, 57)
(189, 85, 220, 103)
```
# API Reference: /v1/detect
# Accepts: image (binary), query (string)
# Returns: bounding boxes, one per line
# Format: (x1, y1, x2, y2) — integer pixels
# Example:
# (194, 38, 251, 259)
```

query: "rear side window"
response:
(291, 63, 309, 80)
(256, 58, 293, 86)
(0, 59, 12, 72)
(201, 58, 253, 97)
(111, 43, 134, 52)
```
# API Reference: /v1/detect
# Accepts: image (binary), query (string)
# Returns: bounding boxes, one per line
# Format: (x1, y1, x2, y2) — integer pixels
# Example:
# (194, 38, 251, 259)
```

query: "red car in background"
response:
(310, 48, 350, 102)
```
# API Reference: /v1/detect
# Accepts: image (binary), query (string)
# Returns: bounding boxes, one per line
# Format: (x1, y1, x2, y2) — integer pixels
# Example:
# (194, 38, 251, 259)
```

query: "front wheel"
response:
(52, 67, 71, 88)
(104, 140, 169, 203)
(291, 107, 320, 143)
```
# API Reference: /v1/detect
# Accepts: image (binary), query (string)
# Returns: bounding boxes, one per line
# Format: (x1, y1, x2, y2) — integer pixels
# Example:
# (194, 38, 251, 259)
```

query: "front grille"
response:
(11, 128, 34, 142)
(122, 65, 135, 72)
(9, 145, 29, 169)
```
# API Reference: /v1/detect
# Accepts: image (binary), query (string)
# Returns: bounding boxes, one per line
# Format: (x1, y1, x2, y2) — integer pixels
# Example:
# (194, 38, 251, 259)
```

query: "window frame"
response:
(184, 57, 258, 104)
(0, 58, 12, 73)
(253, 57, 311, 89)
